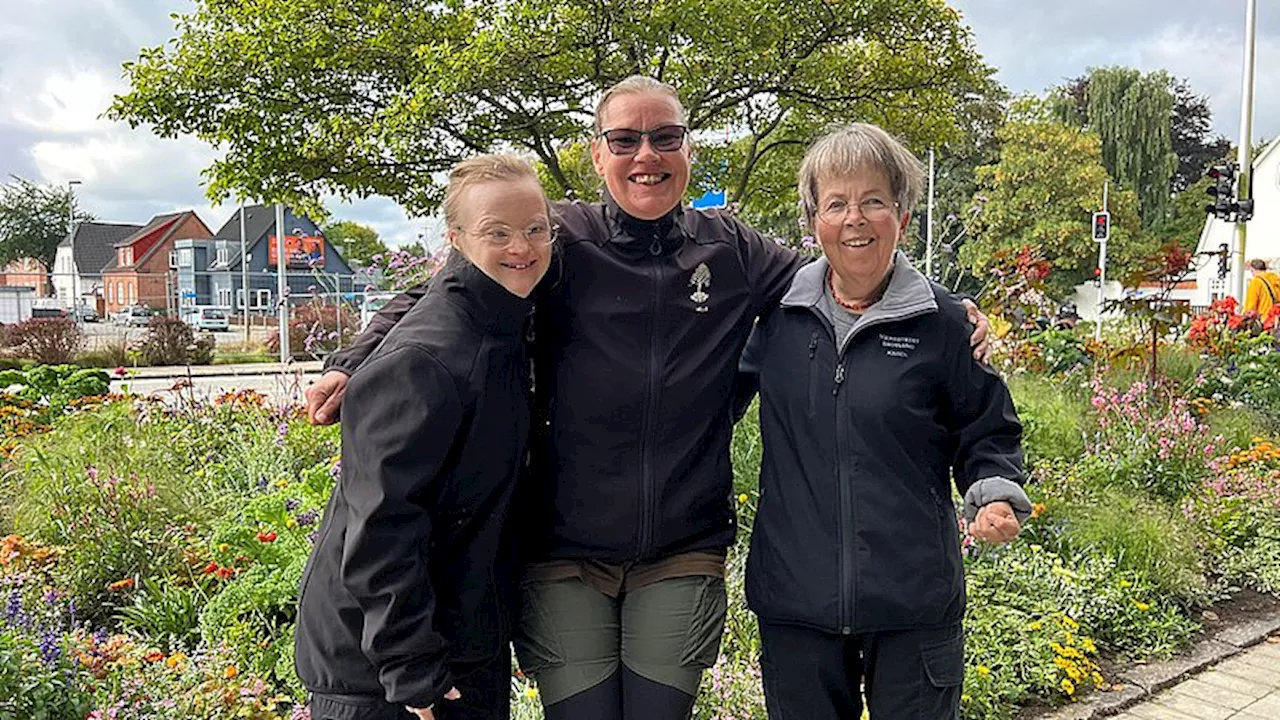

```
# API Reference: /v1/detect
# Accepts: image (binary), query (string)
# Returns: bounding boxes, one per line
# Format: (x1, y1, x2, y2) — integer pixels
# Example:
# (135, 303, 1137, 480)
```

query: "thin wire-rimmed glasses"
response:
(597, 125, 689, 155)
(458, 223, 559, 249)
(817, 197, 900, 224)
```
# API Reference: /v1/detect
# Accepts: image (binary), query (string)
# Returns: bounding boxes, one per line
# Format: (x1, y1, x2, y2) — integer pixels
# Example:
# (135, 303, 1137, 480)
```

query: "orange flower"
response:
(1031, 503, 1047, 519)
(256, 531, 278, 543)
(224, 665, 238, 680)
(107, 578, 135, 591)
(143, 649, 165, 663)
(216, 566, 236, 580)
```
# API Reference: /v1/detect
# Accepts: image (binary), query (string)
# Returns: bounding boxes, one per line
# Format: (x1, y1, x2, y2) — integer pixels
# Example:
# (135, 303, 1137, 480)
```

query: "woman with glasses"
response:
(306, 77, 991, 720)
(294, 154, 555, 720)
(739, 124, 1028, 719)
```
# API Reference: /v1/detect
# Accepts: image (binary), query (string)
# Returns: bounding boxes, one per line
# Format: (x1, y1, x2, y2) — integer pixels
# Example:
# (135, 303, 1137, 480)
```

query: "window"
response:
(236, 289, 245, 309)
(169, 251, 177, 269)
(216, 243, 229, 266)
(129, 284, 135, 304)
(217, 288, 232, 306)
(178, 248, 193, 268)
(254, 289, 271, 309)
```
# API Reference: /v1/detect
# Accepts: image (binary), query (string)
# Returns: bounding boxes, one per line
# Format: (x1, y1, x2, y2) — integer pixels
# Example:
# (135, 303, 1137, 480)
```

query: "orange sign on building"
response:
(268, 234, 326, 268)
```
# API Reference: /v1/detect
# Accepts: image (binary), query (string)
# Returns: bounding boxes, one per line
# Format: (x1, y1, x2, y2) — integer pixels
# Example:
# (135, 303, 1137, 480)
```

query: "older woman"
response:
(294, 154, 553, 720)
(305, 79, 992, 720)
(740, 124, 1029, 719)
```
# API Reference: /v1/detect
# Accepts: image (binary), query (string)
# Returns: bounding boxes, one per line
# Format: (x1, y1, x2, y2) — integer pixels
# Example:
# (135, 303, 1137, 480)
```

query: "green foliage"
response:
(1199, 347, 1280, 427)
(108, 0, 991, 216)
(0, 176, 92, 273)
(0, 627, 92, 720)
(114, 576, 208, 651)
(74, 340, 131, 369)
(1008, 375, 1088, 467)
(0, 364, 108, 404)
(322, 220, 388, 266)
(962, 105, 1150, 296)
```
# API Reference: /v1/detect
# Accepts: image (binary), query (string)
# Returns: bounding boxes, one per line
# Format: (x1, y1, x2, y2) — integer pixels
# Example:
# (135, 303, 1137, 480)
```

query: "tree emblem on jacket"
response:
(690, 263, 711, 311)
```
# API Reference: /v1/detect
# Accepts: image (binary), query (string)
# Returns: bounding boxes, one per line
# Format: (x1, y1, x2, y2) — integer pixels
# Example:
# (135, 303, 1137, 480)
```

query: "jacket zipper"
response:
(638, 241, 664, 559)
(808, 308, 854, 634)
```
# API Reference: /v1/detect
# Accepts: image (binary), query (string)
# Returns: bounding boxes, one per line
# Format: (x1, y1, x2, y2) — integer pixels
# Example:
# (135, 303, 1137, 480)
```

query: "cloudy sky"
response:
(1, 0, 1276, 248)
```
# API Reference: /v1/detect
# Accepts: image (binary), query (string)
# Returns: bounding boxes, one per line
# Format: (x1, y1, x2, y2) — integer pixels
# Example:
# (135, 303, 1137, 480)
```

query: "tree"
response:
(0, 177, 94, 292)
(322, 220, 388, 266)
(108, 0, 993, 218)
(961, 102, 1149, 298)
(1170, 80, 1232, 193)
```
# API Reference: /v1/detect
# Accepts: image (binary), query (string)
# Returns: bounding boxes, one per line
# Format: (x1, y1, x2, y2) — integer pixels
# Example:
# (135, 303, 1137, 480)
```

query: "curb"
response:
(1033, 612, 1280, 719)
(115, 361, 326, 380)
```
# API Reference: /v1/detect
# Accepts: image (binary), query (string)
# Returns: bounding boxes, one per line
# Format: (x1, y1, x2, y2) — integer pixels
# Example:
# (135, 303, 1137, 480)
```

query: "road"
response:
(108, 364, 326, 405)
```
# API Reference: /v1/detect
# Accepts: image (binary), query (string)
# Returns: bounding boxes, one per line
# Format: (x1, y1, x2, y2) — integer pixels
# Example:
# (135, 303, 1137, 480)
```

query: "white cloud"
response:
(5, 69, 124, 135)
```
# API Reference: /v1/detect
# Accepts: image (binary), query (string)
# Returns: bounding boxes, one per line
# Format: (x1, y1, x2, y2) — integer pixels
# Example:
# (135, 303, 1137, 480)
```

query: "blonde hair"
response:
(797, 124, 925, 222)
(593, 75, 686, 135)
(442, 154, 543, 227)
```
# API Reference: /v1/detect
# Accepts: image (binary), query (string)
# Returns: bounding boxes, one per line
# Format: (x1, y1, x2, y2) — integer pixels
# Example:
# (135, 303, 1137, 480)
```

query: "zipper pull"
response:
(808, 333, 818, 359)
(649, 239, 662, 256)
(833, 363, 845, 394)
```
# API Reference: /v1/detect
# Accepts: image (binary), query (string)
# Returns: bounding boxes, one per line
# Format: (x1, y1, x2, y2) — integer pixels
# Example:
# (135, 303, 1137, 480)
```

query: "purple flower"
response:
(285, 498, 300, 512)
(4, 590, 24, 626)
(39, 629, 61, 666)
(306, 528, 322, 544)
(295, 510, 320, 528)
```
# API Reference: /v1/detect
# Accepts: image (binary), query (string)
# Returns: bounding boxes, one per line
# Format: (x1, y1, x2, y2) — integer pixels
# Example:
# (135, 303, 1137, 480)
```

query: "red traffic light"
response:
(1094, 268, 1101, 276)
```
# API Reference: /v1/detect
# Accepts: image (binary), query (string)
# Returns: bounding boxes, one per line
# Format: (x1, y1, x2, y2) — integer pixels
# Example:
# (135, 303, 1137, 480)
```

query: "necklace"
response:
(828, 269, 889, 313)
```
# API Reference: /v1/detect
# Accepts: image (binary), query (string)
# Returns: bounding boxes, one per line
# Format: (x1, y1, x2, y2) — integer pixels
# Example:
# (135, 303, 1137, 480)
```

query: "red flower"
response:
(1227, 314, 1244, 330)
(216, 566, 236, 580)
(203, 561, 219, 575)
(256, 531, 278, 543)
(106, 578, 134, 591)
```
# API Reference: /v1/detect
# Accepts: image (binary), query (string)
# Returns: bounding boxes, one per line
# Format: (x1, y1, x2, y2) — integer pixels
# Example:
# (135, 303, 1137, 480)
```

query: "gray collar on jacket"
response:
(780, 250, 938, 328)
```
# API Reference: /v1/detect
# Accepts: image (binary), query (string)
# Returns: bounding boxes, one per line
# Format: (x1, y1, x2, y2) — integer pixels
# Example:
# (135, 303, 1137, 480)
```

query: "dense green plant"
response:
(0, 626, 92, 720)
(1007, 375, 1088, 466)
(73, 340, 131, 369)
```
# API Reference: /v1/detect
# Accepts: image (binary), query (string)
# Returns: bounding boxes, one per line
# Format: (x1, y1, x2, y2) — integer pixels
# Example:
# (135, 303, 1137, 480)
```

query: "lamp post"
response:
(275, 204, 289, 362)
(66, 180, 82, 319)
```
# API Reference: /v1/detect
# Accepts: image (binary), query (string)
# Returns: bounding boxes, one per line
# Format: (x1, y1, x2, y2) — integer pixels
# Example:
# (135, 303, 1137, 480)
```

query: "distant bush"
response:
(9, 317, 82, 364)
(140, 317, 215, 366)
(267, 303, 358, 359)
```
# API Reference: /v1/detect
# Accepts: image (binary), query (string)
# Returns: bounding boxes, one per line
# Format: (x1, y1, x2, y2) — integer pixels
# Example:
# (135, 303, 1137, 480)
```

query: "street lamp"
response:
(67, 180, 82, 319)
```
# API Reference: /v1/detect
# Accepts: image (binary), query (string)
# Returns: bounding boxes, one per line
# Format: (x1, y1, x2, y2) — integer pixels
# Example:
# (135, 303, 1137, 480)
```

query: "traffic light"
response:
(1092, 211, 1110, 241)
(1204, 163, 1254, 221)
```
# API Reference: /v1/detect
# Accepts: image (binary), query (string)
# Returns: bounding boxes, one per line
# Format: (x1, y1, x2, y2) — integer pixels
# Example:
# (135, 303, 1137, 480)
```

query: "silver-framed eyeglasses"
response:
(460, 222, 559, 249)
(598, 125, 689, 155)
(817, 197, 900, 224)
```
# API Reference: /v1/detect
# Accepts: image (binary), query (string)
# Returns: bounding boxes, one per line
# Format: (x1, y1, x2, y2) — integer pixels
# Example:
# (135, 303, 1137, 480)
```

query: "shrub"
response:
(140, 317, 215, 366)
(9, 317, 83, 364)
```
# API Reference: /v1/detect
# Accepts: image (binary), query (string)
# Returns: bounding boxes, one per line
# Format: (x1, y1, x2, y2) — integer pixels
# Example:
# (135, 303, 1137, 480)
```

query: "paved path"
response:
(1112, 640, 1280, 720)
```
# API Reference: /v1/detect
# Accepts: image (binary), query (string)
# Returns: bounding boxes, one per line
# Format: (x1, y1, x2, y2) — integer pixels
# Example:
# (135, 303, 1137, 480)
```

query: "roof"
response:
(211, 204, 278, 269)
(58, 222, 144, 274)
(102, 211, 208, 272)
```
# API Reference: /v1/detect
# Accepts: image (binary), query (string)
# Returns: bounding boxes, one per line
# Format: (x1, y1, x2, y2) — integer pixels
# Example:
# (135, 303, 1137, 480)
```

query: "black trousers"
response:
(758, 622, 964, 720)
(310, 652, 511, 720)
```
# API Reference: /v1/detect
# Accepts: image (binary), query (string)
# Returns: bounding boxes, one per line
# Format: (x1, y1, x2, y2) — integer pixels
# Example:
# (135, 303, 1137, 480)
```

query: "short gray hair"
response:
(797, 124, 926, 222)
(594, 75, 686, 135)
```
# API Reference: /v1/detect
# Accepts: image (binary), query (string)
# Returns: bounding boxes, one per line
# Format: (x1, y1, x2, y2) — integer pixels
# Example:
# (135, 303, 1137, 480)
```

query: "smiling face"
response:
(447, 177, 552, 298)
(813, 168, 909, 301)
(591, 91, 692, 220)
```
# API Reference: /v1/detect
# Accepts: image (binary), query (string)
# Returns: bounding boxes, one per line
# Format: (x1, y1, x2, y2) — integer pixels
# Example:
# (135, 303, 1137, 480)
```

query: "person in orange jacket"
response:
(1244, 259, 1280, 318)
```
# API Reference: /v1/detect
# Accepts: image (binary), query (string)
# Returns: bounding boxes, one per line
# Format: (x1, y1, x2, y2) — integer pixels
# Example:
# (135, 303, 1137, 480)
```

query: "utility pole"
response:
(275, 204, 289, 362)
(1095, 182, 1110, 342)
(67, 179, 81, 317)
(240, 204, 251, 343)
(1233, 0, 1258, 302)
(926, 148, 936, 279)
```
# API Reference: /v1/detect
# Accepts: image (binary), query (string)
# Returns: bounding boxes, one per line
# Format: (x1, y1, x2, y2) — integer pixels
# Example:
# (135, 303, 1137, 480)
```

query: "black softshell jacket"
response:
(327, 194, 803, 563)
(740, 255, 1024, 635)
(295, 253, 534, 707)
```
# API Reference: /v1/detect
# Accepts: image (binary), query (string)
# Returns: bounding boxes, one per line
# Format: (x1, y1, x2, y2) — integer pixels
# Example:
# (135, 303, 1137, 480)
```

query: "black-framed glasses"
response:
(597, 125, 689, 155)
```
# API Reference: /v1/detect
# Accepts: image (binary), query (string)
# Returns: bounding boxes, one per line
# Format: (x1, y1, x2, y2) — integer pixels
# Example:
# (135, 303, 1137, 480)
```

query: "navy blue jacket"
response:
(740, 254, 1024, 634)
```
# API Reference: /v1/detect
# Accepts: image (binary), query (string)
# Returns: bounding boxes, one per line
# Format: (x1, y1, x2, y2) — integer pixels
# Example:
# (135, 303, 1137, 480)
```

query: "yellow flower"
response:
(218, 543, 229, 552)
(1081, 638, 1097, 654)
(166, 652, 187, 669)
(225, 665, 238, 680)
(1060, 678, 1075, 695)
(976, 665, 991, 677)
(524, 687, 539, 699)
(1133, 600, 1151, 612)
(1029, 621, 1043, 631)
(738, 493, 749, 505)
(1061, 615, 1079, 630)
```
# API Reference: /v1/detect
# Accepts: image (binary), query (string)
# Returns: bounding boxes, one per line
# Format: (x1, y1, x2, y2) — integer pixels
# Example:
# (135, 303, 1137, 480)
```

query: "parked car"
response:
(70, 305, 98, 323)
(118, 306, 152, 327)
(360, 292, 397, 331)
(181, 306, 230, 332)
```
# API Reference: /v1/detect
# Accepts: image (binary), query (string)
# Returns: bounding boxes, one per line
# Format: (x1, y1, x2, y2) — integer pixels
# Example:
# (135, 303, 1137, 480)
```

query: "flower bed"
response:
(2, 340, 1280, 719)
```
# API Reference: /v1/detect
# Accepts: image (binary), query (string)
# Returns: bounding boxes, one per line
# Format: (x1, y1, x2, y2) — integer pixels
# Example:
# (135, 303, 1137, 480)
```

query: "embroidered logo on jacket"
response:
(879, 333, 919, 358)
(690, 263, 711, 312)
